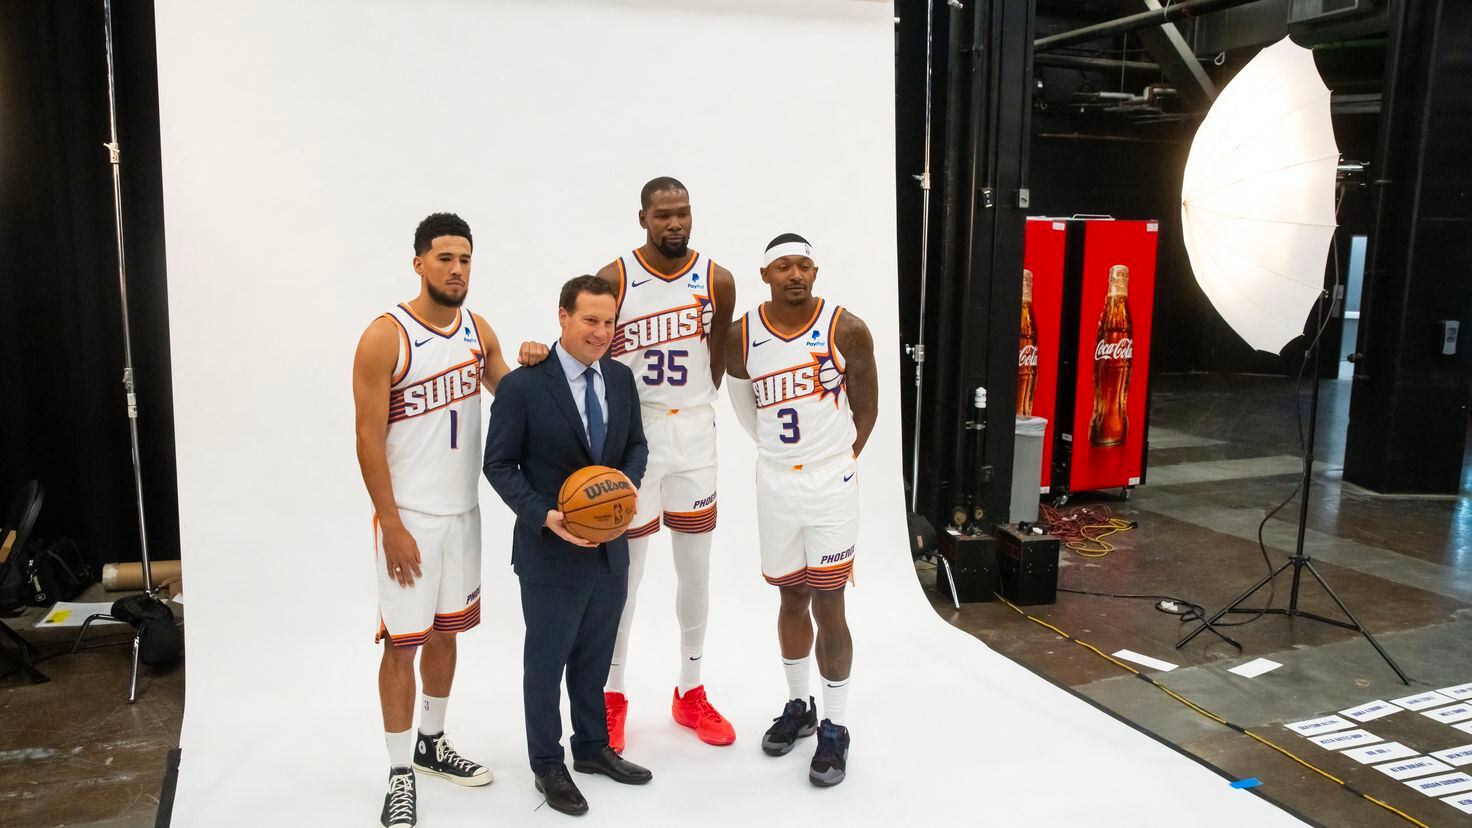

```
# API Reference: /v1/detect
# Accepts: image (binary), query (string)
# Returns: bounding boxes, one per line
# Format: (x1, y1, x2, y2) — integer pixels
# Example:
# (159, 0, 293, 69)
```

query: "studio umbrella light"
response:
(1181, 37, 1340, 355)
(1174, 37, 1408, 683)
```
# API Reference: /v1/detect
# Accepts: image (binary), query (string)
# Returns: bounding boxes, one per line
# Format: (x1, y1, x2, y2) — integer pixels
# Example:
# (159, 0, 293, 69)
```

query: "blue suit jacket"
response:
(482, 351, 648, 586)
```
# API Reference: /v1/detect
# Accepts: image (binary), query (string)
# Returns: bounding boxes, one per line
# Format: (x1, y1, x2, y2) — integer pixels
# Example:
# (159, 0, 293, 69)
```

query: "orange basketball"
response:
(558, 465, 637, 544)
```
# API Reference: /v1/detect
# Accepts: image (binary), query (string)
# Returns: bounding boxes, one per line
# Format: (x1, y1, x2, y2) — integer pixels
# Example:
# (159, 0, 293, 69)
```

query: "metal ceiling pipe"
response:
(1034, 0, 1268, 52)
(1034, 53, 1161, 72)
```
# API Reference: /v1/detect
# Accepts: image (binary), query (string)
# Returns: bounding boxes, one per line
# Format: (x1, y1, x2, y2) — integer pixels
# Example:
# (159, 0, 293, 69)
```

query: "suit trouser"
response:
(519, 567, 628, 775)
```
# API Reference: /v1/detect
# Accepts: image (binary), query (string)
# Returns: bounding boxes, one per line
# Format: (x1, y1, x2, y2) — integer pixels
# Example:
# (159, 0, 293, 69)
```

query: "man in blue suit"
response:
(483, 275, 653, 816)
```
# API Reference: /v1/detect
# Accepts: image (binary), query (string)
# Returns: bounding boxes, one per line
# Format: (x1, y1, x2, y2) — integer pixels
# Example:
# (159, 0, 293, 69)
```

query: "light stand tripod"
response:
(72, 0, 163, 704)
(1175, 286, 1409, 685)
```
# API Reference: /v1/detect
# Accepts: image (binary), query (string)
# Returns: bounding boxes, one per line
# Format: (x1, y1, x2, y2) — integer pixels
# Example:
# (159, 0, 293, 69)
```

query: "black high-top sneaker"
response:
(413, 731, 493, 787)
(380, 767, 416, 828)
(761, 696, 818, 756)
(809, 719, 849, 787)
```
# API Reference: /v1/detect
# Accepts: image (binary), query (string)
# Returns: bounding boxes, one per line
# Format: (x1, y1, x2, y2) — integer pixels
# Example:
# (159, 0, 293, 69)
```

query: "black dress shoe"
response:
(572, 746, 653, 785)
(534, 765, 589, 816)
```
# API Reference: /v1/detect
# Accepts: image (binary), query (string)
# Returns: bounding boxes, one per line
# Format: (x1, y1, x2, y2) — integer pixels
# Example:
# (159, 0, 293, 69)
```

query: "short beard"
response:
(658, 238, 689, 260)
(426, 281, 466, 308)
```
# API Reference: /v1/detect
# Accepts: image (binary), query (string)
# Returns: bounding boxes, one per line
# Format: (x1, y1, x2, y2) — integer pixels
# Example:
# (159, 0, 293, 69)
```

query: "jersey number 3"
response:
(643, 349, 688, 386)
(777, 408, 800, 444)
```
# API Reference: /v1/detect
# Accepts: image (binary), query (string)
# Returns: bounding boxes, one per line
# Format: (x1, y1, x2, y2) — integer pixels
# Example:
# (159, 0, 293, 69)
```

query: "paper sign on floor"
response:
(1375, 757, 1453, 781)
(1340, 700, 1397, 723)
(1391, 691, 1455, 711)
(1343, 742, 1418, 765)
(1228, 658, 1282, 678)
(1456, 721, 1472, 737)
(1439, 682, 1472, 701)
(1444, 792, 1472, 814)
(1307, 729, 1381, 750)
(1285, 715, 1354, 736)
(35, 602, 125, 628)
(1111, 650, 1178, 672)
(1423, 705, 1472, 725)
(1405, 772, 1472, 797)
(1431, 745, 1472, 767)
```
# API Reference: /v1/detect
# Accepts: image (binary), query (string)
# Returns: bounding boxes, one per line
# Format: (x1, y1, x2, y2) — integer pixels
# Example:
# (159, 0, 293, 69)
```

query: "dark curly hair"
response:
(414, 212, 473, 255)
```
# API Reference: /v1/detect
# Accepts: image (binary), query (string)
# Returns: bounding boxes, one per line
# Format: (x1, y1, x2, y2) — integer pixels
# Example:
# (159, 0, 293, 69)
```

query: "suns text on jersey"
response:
(752, 365, 817, 409)
(393, 359, 481, 421)
(614, 305, 702, 356)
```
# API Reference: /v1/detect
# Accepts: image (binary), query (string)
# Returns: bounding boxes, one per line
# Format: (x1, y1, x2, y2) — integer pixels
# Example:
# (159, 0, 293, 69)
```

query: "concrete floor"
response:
(920, 373, 1472, 828)
(0, 590, 183, 828)
(2, 373, 1469, 826)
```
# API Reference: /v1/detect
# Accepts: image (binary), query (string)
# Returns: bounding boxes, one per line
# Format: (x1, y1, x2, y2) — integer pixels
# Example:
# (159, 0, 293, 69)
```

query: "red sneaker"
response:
(671, 685, 736, 746)
(605, 691, 628, 754)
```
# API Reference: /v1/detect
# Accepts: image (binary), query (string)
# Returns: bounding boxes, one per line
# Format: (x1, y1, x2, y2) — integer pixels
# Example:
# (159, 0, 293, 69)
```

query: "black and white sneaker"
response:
(809, 720, 849, 787)
(380, 767, 416, 828)
(761, 696, 818, 756)
(413, 731, 494, 787)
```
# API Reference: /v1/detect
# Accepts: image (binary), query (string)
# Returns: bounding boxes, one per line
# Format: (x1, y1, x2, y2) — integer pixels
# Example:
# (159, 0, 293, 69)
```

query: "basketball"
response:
(558, 465, 637, 544)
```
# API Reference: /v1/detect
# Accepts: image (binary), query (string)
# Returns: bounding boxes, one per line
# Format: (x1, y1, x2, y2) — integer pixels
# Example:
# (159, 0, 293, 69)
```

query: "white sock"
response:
(606, 536, 650, 695)
(385, 728, 414, 770)
(821, 674, 850, 726)
(419, 694, 448, 737)
(783, 655, 811, 702)
(672, 531, 712, 694)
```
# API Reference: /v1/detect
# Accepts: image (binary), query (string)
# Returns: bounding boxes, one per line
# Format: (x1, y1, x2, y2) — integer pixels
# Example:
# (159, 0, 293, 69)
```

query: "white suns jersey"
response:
(383, 303, 484, 515)
(741, 298, 856, 467)
(611, 249, 718, 412)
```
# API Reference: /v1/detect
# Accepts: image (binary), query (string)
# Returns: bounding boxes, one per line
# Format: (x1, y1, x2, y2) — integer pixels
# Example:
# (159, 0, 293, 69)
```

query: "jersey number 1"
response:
(450, 410, 459, 449)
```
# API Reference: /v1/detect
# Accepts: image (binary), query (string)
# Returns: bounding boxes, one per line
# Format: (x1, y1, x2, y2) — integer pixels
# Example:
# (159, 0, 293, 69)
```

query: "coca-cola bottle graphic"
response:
(1090, 264, 1133, 447)
(1017, 269, 1038, 416)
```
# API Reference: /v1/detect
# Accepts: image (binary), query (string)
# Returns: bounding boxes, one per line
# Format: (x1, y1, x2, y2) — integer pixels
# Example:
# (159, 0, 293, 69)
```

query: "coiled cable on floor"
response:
(1039, 502, 1136, 557)
(992, 593, 1430, 828)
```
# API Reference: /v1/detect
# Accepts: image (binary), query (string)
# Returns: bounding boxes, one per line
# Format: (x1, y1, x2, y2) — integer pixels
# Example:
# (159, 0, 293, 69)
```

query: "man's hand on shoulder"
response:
(518, 341, 550, 366)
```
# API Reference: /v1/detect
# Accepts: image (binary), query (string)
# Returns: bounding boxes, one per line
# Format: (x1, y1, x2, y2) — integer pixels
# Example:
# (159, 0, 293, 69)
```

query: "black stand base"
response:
(1176, 554, 1410, 685)
(0, 620, 49, 684)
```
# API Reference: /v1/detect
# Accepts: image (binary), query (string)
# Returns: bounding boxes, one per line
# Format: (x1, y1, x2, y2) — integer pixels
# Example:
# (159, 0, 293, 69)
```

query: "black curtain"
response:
(0, 0, 178, 568)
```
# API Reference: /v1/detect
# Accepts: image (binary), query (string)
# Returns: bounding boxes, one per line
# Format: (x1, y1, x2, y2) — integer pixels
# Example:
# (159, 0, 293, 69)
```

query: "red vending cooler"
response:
(1018, 218, 1067, 493)
(1052, 218, 1158, 500)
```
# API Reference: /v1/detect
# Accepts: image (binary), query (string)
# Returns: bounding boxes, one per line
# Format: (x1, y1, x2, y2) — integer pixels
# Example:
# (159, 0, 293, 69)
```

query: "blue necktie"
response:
(584, 367, 605, 460)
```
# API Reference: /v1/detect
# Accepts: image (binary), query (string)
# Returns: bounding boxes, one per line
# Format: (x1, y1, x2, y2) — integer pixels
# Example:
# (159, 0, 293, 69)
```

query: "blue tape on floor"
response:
(1231, 778, 1262, 789)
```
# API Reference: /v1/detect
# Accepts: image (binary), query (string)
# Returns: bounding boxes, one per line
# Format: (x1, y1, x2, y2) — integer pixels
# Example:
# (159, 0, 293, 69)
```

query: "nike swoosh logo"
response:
(752, 339, 770, 347)
(688, 656, 702, 662)
(631, 278, 652, 288)
(414, 337, 432, 347)
(843, 473, 854, 482)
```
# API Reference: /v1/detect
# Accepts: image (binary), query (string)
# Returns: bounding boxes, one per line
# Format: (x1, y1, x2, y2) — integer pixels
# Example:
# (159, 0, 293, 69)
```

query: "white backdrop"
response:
(156, 1, 1302, 824)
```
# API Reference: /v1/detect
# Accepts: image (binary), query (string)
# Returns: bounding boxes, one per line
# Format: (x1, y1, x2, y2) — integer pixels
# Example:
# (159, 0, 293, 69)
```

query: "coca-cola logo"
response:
(1095, 338, 1133, 361)
(1018, 344, 1038, 367)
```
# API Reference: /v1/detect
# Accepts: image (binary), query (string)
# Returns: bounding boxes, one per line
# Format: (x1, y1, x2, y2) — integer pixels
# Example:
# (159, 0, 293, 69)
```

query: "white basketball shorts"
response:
(756, 453, 858, 591)
(374, 506, 482, 647)
(628, 404, 718, 538)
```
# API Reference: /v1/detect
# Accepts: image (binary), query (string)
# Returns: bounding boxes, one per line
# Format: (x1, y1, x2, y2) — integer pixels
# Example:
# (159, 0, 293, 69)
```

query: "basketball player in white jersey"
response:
(594, 177, 738, 752)
(353, 213, 548, 827)
(725, 233, 878, 788)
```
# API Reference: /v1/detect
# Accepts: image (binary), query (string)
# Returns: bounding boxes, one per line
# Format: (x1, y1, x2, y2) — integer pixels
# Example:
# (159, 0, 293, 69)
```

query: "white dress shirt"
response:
(553, 342, 608, 439)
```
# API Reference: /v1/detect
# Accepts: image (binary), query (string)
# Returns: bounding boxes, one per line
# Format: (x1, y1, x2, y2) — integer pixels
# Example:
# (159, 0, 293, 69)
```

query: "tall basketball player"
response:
(594, 177, 738, 751)
(353, 213, 547, 828)
(725, 234, 878, 788)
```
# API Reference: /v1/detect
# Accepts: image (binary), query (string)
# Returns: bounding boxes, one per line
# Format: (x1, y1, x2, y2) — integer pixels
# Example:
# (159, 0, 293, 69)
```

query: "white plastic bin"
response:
(1010, 416, 1048, 524)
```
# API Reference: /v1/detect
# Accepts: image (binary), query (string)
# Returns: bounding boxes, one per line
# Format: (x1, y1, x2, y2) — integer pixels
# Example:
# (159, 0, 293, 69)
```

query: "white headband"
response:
(762, 240, 815, 268)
